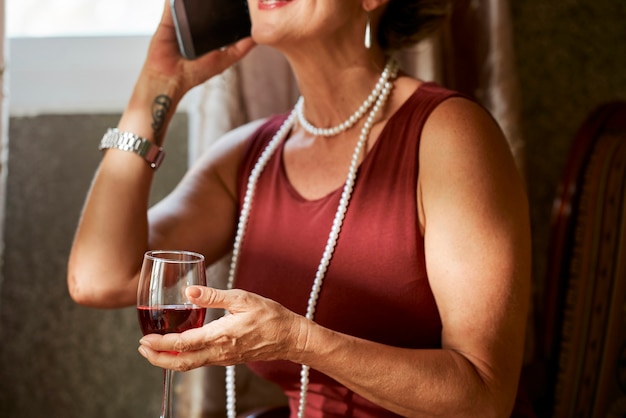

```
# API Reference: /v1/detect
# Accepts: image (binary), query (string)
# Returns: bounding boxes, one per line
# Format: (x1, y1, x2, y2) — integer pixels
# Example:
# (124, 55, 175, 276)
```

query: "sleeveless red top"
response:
(234, 83, 533, 417)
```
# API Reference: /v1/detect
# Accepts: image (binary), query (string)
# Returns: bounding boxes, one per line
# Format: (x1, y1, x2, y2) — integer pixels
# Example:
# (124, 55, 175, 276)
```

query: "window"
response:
(7, 0, 170, 115)
(7, 0, 162, 37)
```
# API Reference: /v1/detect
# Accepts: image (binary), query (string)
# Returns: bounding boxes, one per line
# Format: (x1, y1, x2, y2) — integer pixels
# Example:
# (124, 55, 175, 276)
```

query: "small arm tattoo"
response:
(151, 94, 172, 136)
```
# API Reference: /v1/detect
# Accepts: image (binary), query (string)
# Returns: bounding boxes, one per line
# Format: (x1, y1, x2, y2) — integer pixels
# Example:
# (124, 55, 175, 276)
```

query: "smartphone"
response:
(170, 0, 252, 59)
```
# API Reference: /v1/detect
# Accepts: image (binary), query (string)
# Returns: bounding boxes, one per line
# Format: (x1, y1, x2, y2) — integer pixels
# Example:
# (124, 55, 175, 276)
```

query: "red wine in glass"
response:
(137, 250, 207, 418)
(138, 305, 206, 335)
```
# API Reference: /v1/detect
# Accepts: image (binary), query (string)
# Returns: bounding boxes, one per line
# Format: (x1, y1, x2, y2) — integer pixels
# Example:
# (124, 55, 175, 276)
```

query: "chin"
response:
(250, 24, 289, 48)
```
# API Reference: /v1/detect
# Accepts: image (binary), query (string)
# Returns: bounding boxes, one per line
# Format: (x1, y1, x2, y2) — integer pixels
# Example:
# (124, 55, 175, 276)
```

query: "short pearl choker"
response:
(225, 59, 398, 418)
(295, 61, 397, 137)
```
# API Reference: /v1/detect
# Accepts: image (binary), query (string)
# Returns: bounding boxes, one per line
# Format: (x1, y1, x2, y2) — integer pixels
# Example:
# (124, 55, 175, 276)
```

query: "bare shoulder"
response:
(417, 95, 528, 232)
(185, 118, 269, 193)
(419, 96, 521, 189)
(422, 96, 510, 160)
(193, 118, 269, 171)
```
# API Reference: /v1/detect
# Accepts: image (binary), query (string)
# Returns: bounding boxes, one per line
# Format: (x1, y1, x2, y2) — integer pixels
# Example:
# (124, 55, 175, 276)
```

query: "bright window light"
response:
(7, 0, 163, 37)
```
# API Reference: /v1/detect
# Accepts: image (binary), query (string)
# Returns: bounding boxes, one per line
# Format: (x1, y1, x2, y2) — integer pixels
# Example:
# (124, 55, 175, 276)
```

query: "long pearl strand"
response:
(295, 61, 397, 137)
(225, 59, 398, 418)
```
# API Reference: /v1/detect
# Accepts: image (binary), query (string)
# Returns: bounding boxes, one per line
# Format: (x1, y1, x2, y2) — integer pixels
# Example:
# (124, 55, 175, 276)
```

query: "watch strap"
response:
(99, 128, 165, 170)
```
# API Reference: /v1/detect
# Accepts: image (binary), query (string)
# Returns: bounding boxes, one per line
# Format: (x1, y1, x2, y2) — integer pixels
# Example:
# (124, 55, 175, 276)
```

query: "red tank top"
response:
(234, 82, 451, 417)
(234, 83, 533, 417)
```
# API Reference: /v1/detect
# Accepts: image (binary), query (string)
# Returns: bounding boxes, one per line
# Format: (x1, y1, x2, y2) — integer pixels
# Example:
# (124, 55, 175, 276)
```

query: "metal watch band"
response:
(99, 128, 165, 170)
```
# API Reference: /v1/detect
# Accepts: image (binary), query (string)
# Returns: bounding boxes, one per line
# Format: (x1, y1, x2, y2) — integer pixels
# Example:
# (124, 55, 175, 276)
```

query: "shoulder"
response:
(417, 94, 526, 229)
(188, 117, 279, 179)
(199, 118, 271, 165)
(420, 95, 513, 174)
(382, 78, 467, 133)
(176, 117, 275, 203)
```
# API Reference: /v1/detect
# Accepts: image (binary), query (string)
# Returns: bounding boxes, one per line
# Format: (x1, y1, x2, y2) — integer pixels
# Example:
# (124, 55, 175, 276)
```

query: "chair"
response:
(532, 101, 626, 417)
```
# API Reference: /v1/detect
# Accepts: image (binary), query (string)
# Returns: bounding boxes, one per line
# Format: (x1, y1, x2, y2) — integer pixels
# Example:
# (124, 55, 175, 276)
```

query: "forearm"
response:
(295, 321, 519, 418)
(68, 74, 183, 308)
(137, 288, 520, 415)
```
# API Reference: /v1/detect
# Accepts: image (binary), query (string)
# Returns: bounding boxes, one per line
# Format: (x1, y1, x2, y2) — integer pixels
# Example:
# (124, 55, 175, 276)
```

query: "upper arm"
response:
(418, 98, 531, 395)
(147, 119, 267, 264)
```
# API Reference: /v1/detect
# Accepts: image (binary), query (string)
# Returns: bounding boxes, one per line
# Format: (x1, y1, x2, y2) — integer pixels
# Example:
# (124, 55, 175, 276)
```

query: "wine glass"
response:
(137, 250, 207, 418)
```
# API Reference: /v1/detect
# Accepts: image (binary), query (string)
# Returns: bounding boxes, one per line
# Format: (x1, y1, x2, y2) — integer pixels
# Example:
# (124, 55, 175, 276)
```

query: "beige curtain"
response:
(178, 0, 525, 415)
(440, 0, 525, 171)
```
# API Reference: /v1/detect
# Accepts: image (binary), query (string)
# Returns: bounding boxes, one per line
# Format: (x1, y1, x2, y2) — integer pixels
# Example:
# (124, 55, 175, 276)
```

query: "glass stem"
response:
(161, 368, 175, 418)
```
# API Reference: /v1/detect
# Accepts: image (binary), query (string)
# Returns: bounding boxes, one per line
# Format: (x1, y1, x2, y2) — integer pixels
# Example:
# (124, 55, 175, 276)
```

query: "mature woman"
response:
(68, 0, 533, 416)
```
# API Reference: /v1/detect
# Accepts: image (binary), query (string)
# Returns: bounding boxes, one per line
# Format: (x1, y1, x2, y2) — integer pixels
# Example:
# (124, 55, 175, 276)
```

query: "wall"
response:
(510, 0, 626, 298)
(0, 114, 187, 418)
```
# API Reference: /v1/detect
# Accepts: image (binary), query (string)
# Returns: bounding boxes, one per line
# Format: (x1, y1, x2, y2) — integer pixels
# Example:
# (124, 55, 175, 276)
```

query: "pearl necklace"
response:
(225, 59, 398, 418)
(295, 61, 397, 137)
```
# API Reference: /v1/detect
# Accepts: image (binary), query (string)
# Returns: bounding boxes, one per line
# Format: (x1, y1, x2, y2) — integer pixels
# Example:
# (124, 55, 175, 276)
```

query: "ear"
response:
(362, 0, 390, 12)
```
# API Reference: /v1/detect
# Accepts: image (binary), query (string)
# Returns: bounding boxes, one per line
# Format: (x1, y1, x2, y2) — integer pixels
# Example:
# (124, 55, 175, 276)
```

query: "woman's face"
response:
(247, 0, 365, 51)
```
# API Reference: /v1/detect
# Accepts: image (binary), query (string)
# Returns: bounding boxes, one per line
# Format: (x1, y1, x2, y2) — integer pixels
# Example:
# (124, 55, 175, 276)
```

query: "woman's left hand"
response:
(137, 287, 307, 371)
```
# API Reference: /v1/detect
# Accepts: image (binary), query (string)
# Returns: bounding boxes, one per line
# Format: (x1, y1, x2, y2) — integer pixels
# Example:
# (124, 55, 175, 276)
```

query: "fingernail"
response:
(138, 346, 148, 357)
(186, 286, 202, 298)
(139, 338, 152, 348)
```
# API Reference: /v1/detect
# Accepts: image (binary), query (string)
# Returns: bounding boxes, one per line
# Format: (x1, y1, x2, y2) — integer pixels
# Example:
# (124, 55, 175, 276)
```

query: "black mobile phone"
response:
(170, 0, 252, 59)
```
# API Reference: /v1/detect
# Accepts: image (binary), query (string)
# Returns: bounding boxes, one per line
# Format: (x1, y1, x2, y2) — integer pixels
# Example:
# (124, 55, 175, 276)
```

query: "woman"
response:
(68, 0, 533, 416)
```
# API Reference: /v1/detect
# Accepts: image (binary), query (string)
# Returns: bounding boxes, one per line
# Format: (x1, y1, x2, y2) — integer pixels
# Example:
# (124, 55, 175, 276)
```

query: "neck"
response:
(284, 49, 389, 128)
(295, 59, 397, 137)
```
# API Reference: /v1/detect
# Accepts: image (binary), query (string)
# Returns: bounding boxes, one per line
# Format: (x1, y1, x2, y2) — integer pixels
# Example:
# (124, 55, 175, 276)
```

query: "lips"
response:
(258, 0, 293, 10)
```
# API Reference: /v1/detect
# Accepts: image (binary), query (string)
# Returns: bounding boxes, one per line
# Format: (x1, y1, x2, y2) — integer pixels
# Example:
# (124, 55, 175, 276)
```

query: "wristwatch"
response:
(99, 128, 165, 170)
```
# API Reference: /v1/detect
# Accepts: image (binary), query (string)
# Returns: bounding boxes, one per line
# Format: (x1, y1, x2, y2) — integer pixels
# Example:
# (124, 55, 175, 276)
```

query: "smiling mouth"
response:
(258, 0, 294, 9)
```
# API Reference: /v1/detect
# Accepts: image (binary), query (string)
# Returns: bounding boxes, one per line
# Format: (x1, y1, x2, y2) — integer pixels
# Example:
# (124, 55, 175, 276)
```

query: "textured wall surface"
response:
(0, 114, 187, 418)
(510, 0, 626, 298)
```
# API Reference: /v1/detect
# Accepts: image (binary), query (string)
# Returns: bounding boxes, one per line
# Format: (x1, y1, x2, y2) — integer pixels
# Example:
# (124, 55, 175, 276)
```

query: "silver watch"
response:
(99, 128, 165, 170)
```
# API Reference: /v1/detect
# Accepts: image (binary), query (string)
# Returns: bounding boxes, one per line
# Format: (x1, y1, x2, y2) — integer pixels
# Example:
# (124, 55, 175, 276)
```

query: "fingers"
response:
(138, 327, 209, 371)
(141, 326, 206, 352)
(185, 286, 250, 312)
(138, 313, 234, 354)
(226, 37, 257, 59)
(138, 322, 237, 371)
(138, 342, 210, 372)
(191, 37, 256, 77)
(137, 288, 285, 371)
(159, 0, 173, 25)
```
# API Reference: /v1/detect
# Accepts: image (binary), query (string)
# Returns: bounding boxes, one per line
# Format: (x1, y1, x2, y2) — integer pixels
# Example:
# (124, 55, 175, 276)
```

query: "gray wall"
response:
(511, 0, 626, 298)
(1, 0, 626, 416)
(0, 114, 188, 418)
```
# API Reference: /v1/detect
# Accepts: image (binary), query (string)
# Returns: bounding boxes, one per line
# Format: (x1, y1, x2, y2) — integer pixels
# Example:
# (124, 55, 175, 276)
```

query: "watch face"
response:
(135, 137, 164, 170)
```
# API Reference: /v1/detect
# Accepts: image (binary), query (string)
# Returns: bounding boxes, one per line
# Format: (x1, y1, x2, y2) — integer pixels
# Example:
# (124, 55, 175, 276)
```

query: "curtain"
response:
(440, 0, 525, 173)
(178, 0, 525, 415)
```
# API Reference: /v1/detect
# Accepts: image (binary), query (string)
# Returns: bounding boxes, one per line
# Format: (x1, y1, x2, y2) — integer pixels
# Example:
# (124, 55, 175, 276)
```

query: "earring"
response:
(364, 12, 372, 49)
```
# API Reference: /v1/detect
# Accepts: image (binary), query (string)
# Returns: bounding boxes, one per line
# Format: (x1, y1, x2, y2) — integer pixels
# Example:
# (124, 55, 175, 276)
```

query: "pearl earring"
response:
(364, 12, 372, 49)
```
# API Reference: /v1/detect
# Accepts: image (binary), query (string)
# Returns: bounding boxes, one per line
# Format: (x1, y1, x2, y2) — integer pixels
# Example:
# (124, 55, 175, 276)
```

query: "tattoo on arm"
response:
(151, 94, 172, 139)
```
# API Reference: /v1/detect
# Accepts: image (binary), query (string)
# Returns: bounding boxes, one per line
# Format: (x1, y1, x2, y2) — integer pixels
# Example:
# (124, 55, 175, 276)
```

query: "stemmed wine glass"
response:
(137, 250, 207, 418)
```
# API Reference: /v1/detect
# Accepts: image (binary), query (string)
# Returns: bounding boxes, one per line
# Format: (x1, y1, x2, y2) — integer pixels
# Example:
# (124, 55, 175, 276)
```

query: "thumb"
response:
(185, 286, 244, 311)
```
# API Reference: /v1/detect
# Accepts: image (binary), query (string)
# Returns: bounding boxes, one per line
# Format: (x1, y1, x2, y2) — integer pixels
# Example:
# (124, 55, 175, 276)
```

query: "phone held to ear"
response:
(170, 0, 252, 59)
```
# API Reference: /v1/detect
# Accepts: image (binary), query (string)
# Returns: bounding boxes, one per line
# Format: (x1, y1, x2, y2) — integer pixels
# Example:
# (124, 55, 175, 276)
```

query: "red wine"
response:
(137, 305, 206, 335)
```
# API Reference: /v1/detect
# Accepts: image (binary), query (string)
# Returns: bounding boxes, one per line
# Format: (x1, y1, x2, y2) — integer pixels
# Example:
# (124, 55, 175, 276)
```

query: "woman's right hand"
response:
(142, 0, 256, 100)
